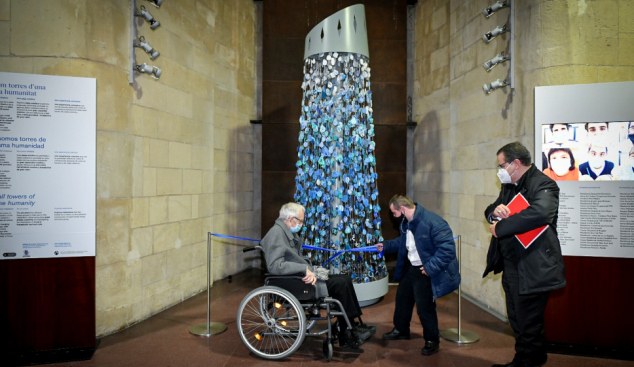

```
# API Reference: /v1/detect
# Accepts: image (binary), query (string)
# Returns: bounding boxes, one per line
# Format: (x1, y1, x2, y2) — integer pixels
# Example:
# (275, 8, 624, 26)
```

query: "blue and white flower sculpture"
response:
(294, 5, 387, 285)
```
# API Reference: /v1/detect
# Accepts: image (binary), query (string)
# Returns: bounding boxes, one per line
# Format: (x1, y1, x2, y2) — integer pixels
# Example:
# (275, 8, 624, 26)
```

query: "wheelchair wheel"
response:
(322, 338, 333, 362)
(237, 286, 306, 360)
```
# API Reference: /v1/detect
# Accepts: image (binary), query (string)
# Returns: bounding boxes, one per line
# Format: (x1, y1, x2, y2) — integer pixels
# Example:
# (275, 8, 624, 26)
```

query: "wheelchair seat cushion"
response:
(265, 275, 317, 301)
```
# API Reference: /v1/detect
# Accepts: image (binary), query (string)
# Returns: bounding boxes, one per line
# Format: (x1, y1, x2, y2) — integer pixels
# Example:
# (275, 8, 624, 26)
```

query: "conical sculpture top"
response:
(304, 4, 369, 59)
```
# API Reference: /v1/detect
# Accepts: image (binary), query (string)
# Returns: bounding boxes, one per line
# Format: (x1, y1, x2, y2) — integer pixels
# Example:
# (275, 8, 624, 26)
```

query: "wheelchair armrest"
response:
(242, 245, 262, 253)
(265, 273, 305, 280)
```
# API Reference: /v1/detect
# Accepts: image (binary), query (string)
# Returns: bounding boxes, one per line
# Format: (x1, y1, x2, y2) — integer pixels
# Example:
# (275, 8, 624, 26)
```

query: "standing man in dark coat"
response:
(484, 142, 566, 367)
(376, 195, 460, 357)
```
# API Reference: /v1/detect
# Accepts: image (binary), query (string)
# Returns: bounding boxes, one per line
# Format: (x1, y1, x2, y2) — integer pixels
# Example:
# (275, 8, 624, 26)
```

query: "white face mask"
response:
(550, 160, 571, 176)
(553, 133, 567, 145)
(497, 162, 514, 184)
(589, 157, 604, 169)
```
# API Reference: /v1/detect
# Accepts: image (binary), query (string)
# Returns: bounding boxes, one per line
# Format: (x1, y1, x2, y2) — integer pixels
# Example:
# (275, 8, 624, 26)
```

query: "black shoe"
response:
(339, 328, 370, 349)
(355, 327, 372, 344)
(382, 328, 411, 340)
(338, 329, 359, 349)
(525, 354, 547, 367)
(355, 322, 377, 336)
(421, 340, 439, 356)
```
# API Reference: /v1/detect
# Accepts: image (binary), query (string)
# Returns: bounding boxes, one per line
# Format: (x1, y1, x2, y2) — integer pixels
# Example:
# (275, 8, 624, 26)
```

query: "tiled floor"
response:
(57, 269, 631, 367)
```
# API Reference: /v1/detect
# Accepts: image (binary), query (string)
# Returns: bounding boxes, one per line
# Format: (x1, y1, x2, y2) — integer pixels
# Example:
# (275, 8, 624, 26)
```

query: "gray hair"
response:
(279, 203, 305, 220)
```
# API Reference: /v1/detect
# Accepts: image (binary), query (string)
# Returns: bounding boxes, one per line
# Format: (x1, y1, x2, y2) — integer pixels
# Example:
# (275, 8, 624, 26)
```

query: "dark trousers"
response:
(393, 262, 439, 342)
(502, 258, 550, 364)
(326, 274, 362, 328)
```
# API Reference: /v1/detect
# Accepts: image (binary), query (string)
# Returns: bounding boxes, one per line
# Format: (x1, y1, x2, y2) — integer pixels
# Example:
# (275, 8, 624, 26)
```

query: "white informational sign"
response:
(535, 81, 634, 258)
(0, 72, 96, 259)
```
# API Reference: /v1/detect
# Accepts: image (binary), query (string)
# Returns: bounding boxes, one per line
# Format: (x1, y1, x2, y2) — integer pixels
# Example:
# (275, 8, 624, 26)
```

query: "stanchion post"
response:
(189, 233, 228, 337)
(439, 235, 480, 344)
(458, 235, 462, 337)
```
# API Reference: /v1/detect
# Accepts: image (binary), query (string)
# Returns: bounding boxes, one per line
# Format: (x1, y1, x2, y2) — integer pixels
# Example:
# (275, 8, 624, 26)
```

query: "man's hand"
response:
(490, 221, 498, 238)
(375, 243, 383, 252)
(303, 268, 317, 285)
(420, 266, 427, 276)
(493, 204, 511, 219)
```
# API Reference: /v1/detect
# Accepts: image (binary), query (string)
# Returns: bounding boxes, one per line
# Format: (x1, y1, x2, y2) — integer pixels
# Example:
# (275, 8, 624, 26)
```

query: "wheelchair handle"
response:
(243, 245, 262, 253)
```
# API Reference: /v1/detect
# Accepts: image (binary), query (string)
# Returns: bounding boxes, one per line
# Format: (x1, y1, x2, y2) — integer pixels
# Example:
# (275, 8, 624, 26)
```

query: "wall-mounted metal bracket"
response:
(482, 0, 514, 93)
(129, 0, 137, 84)
(509, 0, 515, 89)
(130, 0, 164, 83)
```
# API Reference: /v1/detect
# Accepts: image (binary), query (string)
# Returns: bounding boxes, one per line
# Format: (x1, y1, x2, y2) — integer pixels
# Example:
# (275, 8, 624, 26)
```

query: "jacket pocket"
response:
(435, 270, 453, 285)
(443, 270, 454, 281)
(441, 260, 459, 282)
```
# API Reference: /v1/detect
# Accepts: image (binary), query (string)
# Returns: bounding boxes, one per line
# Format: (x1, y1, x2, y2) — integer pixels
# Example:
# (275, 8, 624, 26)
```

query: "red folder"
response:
(506, 193, 548, 249)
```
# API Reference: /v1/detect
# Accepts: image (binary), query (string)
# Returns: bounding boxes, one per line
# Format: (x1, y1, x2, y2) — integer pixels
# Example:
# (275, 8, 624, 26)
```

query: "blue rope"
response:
(303, 244, 383, 266)
(210, 233, 461, 266)
(209, 233, 260, 242)
(211, 233, 460, 242)
(323, 251, 345, 266)
(302, 244, 381, 253)
(210, 233, 383, 266)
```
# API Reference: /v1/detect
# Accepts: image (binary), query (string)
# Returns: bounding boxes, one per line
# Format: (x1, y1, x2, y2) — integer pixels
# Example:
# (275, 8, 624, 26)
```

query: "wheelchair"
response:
(237, 246, 356, 361)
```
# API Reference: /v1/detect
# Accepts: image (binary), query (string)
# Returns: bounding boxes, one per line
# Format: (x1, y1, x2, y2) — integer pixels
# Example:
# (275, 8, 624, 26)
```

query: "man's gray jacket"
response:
(260, 218, 328, 298)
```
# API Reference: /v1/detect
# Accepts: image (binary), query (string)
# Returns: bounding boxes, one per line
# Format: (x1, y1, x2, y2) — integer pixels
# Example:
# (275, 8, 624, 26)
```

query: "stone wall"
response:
(413, 0, 634, 317)
(0, 0, 257, 336)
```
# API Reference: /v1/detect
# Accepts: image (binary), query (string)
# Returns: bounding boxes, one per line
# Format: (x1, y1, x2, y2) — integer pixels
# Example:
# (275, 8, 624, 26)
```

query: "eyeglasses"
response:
(497, 161, 511, 169)
(293, 216, 304, 224)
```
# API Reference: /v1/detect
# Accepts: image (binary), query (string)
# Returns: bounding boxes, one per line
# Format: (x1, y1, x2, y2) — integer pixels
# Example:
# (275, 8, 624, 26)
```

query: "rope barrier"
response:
(211, 233, 460, 266)
(210, 233, 382, 266)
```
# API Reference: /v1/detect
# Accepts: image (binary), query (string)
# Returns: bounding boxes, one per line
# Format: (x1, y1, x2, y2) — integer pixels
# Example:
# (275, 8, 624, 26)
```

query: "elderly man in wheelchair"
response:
(236, 202, 376, 360)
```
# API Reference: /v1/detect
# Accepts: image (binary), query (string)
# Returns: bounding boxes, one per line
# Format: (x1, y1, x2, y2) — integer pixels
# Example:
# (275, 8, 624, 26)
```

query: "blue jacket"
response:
(383, 203, 460, 300)
(579, 160, 614, 180)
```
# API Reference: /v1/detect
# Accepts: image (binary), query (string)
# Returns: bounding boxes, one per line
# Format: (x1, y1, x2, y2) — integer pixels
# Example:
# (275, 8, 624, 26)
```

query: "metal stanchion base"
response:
(440, 328, 480, 344)
(189, 322, 228, 337)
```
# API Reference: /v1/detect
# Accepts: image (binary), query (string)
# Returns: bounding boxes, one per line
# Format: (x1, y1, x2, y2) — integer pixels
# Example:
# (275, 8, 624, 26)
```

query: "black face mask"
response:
(628, 134, 634, 144)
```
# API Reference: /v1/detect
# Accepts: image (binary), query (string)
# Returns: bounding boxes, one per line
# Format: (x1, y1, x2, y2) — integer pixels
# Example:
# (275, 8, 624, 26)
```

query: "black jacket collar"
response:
(503, 164, 536, 193)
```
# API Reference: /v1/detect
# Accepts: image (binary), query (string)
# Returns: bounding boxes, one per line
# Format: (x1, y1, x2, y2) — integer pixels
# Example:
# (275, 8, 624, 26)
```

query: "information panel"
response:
(0, 72, 96, 259)
(535, 81, 634, 258)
